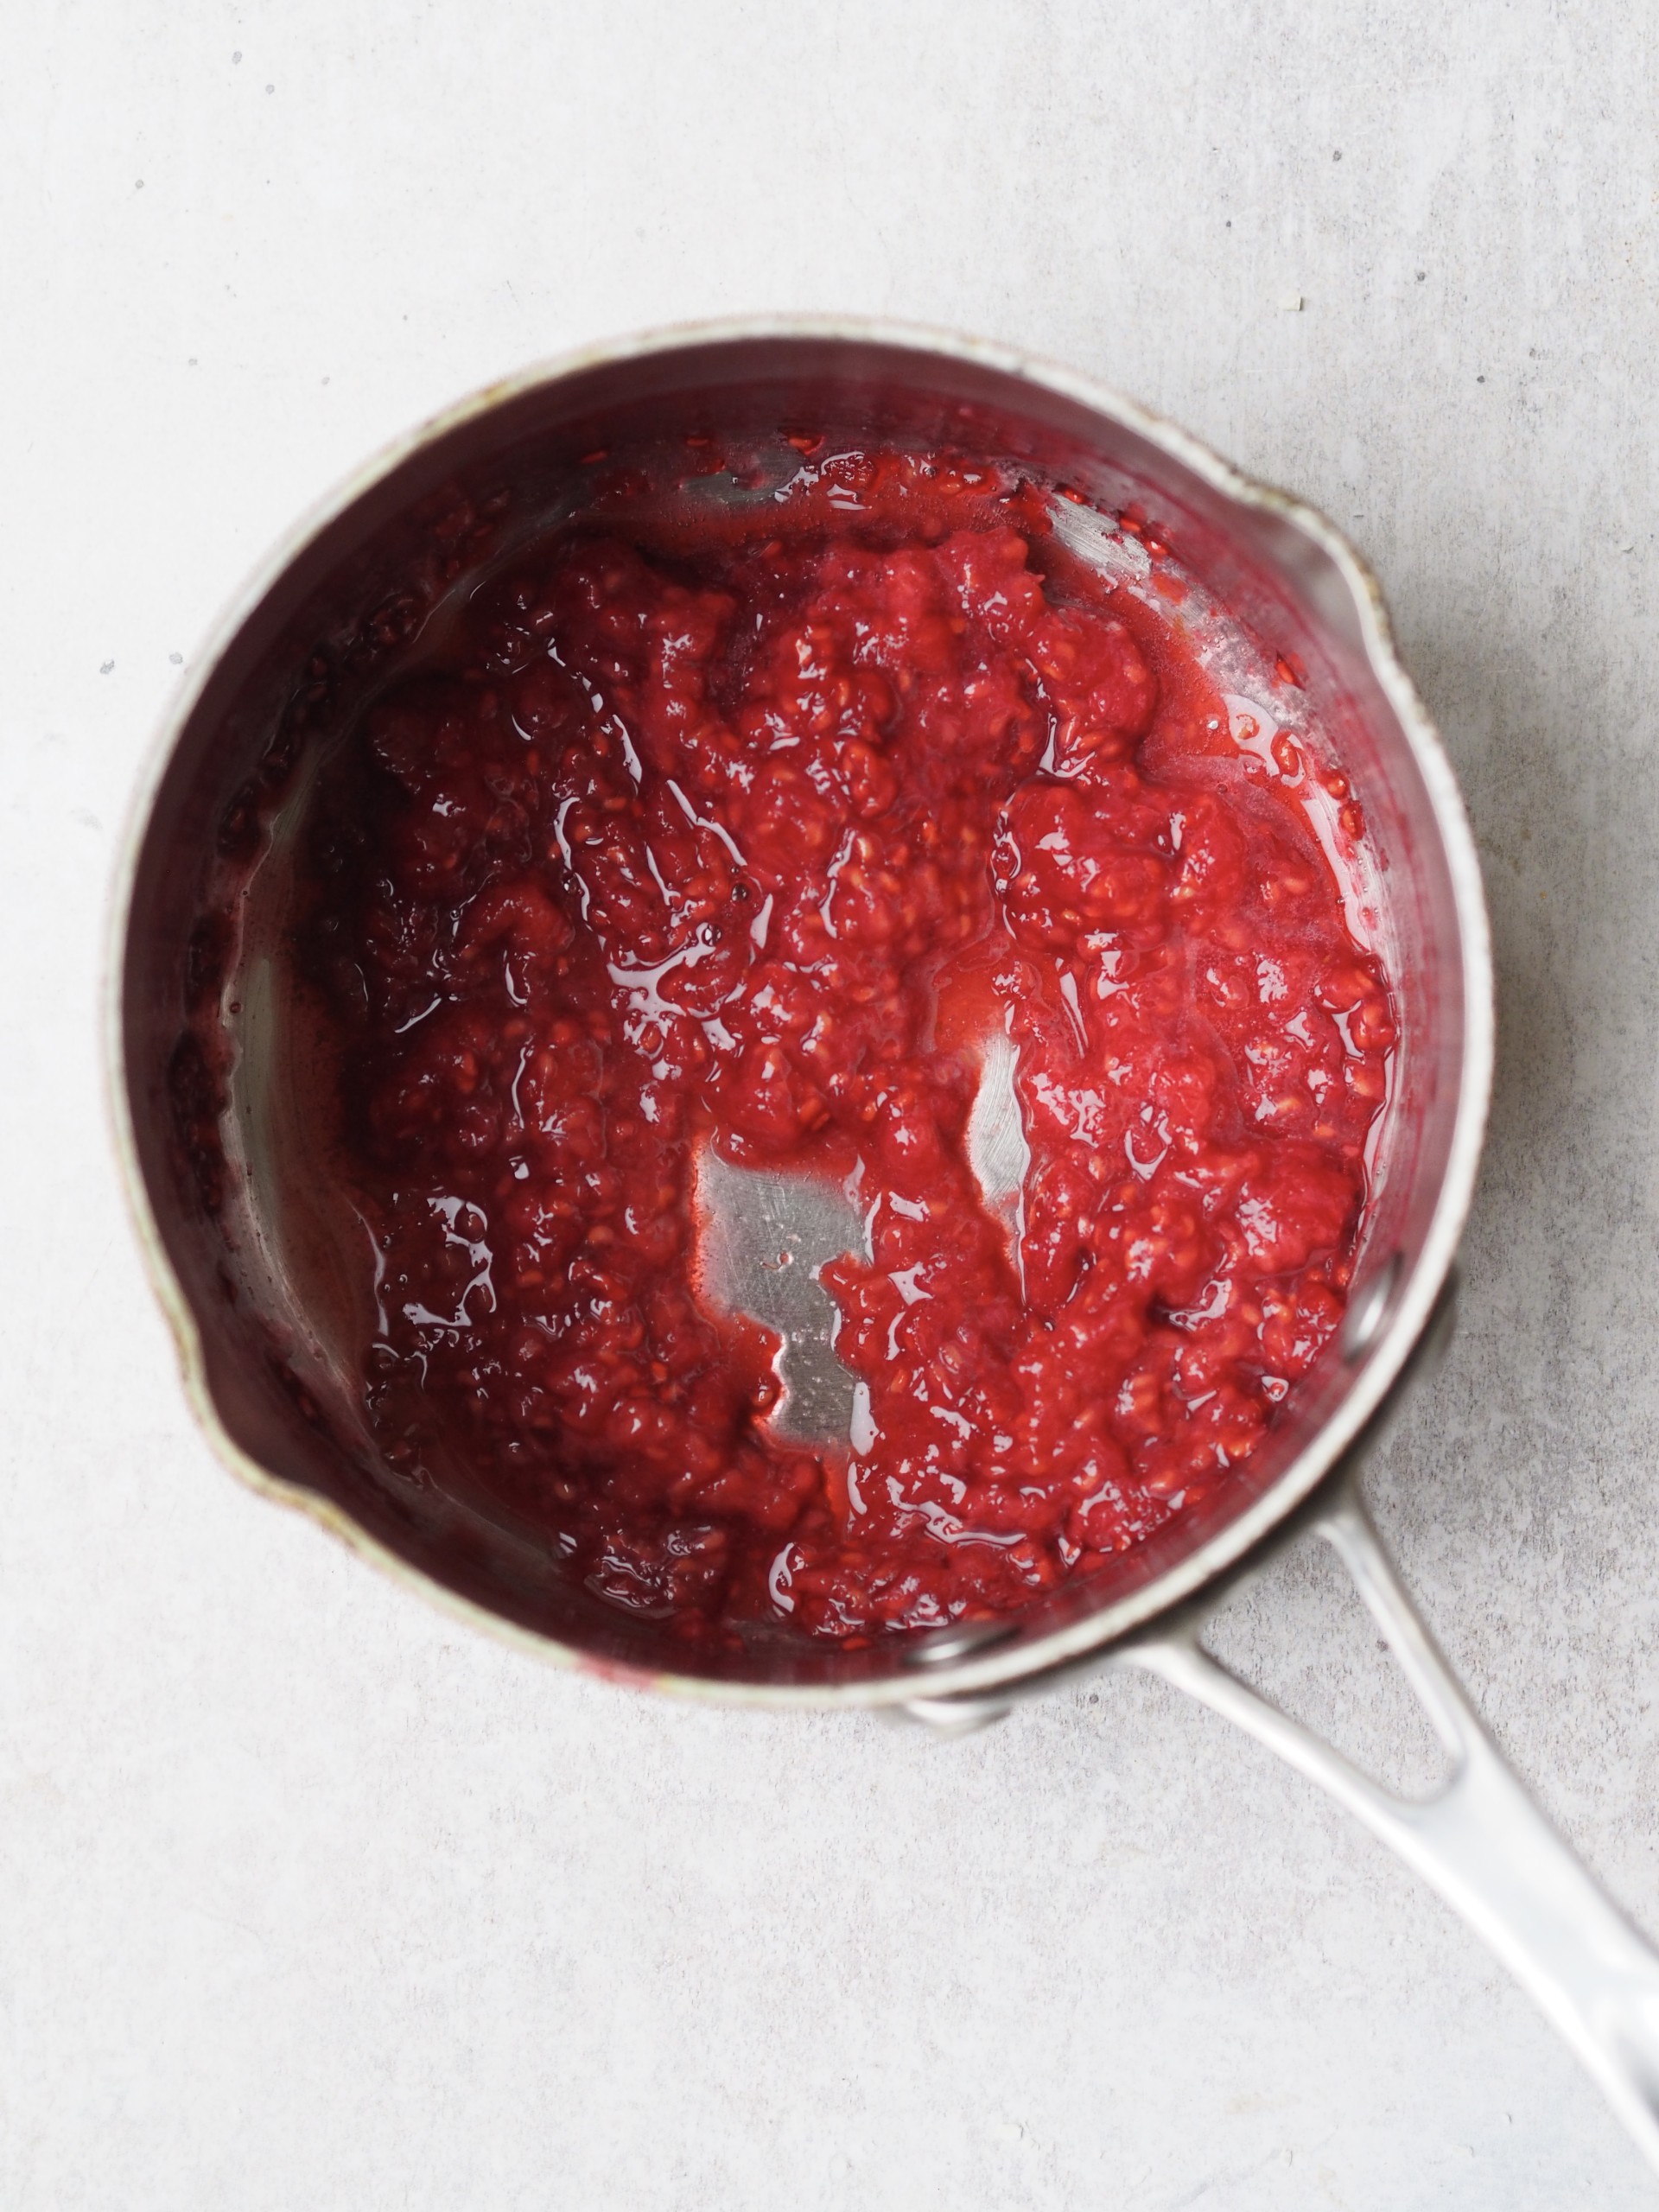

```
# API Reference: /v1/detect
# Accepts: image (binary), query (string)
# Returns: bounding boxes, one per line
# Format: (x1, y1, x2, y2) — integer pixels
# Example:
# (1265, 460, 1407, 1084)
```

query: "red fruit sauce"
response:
(297, 451, 1395, 1646)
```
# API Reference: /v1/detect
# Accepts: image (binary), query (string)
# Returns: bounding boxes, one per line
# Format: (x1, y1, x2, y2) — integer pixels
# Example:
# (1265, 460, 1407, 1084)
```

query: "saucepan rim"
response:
(107, 313, 1495, 1707)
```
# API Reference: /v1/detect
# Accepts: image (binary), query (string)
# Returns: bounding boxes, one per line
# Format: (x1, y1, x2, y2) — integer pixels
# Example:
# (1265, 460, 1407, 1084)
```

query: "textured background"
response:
(4, 3, 1659, 2206)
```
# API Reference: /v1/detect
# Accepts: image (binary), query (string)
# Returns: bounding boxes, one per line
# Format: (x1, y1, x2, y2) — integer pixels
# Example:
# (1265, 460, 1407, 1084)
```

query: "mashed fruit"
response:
(297, 452, 1393, 1644)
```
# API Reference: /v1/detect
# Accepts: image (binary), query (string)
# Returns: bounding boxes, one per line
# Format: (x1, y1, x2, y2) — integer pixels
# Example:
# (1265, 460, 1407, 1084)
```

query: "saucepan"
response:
(110, 320, 1659, 2169)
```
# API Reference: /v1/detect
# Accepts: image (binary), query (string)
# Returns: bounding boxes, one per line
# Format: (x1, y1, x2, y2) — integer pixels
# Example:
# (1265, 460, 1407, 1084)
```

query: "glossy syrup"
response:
(296, 452, 1395, 1646)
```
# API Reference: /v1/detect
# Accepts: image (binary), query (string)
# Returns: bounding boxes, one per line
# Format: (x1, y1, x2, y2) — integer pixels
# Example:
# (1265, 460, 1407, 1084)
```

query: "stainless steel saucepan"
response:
(111, 321, 1659, 2169)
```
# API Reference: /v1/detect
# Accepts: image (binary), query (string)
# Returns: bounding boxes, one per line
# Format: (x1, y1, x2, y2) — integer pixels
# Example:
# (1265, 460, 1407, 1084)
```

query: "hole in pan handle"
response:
(1121, 1332, 1659, 2177)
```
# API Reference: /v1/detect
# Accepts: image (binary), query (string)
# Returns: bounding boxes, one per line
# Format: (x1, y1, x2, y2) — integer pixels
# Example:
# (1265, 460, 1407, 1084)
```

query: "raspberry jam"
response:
(297, 453, 1394, 1645)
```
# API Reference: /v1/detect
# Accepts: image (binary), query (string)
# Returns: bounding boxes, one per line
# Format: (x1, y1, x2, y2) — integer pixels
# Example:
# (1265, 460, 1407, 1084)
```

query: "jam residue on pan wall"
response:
(296, 448, 1395, 1646)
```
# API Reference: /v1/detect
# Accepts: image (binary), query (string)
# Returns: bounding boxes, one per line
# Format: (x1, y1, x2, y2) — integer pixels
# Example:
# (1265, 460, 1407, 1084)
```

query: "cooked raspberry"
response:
(296, 460, 1391, 1645)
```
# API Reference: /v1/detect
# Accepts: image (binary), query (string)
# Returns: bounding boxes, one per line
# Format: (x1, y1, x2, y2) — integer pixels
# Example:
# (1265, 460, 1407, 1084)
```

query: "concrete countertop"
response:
(4, 4, 1657, 2205)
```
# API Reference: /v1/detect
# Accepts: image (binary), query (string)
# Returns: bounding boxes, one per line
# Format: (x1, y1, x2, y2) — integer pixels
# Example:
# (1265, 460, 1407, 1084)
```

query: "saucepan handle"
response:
(1123, 1476, 1659, 2172)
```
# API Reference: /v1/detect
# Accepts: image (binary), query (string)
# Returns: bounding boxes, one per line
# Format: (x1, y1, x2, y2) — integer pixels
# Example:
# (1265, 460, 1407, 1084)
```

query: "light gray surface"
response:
(3, 3, 1657, 2206)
